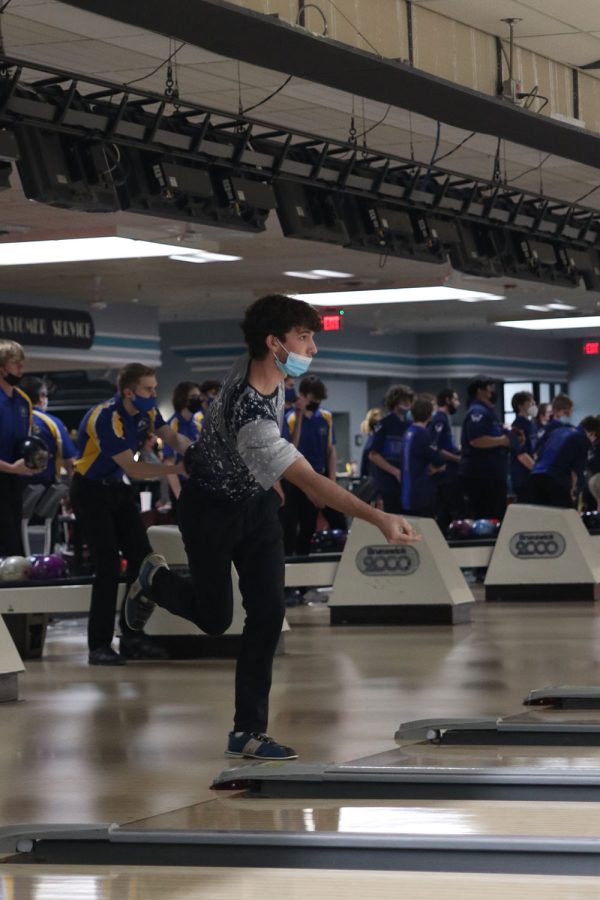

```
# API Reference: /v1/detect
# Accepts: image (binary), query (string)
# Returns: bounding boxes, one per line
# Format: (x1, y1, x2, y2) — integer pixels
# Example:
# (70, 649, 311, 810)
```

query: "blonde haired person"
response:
(0, 340, 38, 555)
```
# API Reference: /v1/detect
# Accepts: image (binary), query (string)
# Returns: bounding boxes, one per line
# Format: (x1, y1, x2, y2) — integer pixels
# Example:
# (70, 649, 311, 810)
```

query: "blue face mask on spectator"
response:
(273, 339, 312, 378)
(132, 394, 157, 414)
(558, 415, 571, 425)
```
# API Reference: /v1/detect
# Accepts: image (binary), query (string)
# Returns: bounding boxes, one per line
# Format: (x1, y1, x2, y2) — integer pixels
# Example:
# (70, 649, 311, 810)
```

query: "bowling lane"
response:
(122, 794, 600, 838)
(2, 866, 600, 900)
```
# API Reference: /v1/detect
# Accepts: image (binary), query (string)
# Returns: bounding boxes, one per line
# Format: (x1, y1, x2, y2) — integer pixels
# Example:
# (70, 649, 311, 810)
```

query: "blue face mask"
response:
(274, 339, 312, 378)
(285, 388, 298, 404)
(132, 394, 157, 414)
(558, 415, 571, 425)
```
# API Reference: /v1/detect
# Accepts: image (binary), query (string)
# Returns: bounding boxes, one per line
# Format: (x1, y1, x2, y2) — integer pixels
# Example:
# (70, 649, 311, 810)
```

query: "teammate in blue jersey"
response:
(281, 374, 346, 555)
(459, 375, 523, 519)
(509, 390, 536, 503)
(163, 381, 204, 508)
(369, 383, 415, 513)
(20, 376, 77, 485)
(427, 388, 463, 533)
(401, 396, 446, 517)
(70, 363, 190, 666)
(529, 415, 600, 508)
(0, 340, 42, 556)
(124, 294, 419, 761)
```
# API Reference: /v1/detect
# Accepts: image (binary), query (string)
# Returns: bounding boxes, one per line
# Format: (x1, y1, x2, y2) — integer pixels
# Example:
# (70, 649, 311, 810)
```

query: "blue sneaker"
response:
(225, 732, 298, 760)
(124, 552, 168, 631)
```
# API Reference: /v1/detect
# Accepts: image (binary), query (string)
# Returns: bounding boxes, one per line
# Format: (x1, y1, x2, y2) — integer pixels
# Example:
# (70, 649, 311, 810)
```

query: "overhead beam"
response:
(58, 0, 600, 171)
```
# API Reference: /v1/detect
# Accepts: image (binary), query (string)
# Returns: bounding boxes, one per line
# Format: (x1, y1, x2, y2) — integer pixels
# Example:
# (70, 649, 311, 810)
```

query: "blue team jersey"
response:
(532, 424, 590, 489)
(370, 411, 410, 495)
(0, 385, 32, 464)
(427, 409, 459, 484)
(401, 424, 445, 513)
(509, 413, 534, 491)
(283, 407, 335, 474)
(30, 408, 77, 483)
(459, 401, 507, 480)
(74, 394, 165, 482)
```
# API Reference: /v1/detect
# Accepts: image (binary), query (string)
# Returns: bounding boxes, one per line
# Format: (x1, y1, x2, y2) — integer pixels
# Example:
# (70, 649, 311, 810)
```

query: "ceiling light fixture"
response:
(284, 269, 354, 279)
(496, 315, 600, 331)
(0, 236, 241, 266)
(291, 287, 505, 306)
(284, 271, 324, 280)
(169, 250, 242, 263)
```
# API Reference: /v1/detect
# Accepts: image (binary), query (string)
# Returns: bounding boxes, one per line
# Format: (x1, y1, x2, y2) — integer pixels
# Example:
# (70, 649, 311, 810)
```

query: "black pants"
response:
(70, 474, 152, 651)
(280, 480, 346, 556)
(529, 473, 573, 508)
(0, 473, 24, 556)
(460, 476, 507, 520)
(434, 479, 465, 534)
(149, 483, 285, 733)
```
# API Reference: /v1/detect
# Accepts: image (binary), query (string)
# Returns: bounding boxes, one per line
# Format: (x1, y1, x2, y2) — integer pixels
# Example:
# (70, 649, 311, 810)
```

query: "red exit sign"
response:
(583, 340, 600, 355)
(322, 313, 343, 332)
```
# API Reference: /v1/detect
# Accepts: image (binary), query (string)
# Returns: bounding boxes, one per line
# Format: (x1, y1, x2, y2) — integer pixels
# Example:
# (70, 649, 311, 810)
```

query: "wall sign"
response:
(0, 303, 95, 350)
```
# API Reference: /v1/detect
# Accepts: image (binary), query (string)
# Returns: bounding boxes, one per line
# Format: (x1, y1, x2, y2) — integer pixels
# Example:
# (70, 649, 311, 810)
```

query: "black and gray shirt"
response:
(185, 355, 301, 502)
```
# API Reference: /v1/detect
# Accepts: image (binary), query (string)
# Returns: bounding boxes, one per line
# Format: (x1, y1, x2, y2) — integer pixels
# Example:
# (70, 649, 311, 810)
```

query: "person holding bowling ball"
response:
(70, 362, 192, 666)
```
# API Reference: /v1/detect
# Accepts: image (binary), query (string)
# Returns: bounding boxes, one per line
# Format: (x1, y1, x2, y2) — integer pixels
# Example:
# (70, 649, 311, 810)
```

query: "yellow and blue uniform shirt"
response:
(163, 409, 204, 480)
(0, 385, 32, 463)
(30, 408, 77, 484)
(283, 407, 335, 475)
(74, 394, 165, 482)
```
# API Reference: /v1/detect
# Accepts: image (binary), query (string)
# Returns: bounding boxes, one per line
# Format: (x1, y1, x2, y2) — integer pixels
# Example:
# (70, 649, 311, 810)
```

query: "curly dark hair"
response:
(241, 294, 322, 360)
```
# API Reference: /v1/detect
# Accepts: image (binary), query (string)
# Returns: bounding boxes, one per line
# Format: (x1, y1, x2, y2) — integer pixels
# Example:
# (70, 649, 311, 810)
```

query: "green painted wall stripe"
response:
(94, 335, 161, 350)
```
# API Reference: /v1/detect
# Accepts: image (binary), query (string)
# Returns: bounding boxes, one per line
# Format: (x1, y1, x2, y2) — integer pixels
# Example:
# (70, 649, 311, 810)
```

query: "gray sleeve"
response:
(237, 418, 301, 489)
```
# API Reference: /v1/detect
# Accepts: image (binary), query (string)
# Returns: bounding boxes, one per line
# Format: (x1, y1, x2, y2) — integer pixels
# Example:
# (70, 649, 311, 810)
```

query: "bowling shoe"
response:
(124, 552, 168, 630)
(226, 731, 298, 760)
(88, 645, 126, 666)
(120, 634, 170, 660)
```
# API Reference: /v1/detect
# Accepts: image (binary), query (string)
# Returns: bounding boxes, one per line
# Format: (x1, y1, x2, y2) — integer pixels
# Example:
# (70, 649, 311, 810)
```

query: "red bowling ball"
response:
(446, 519, 475, 540)
(29, 554, 67, 580)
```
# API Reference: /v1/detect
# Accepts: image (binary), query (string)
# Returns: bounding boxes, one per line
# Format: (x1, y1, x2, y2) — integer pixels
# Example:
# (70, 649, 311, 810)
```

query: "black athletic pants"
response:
(70, 474, 152, 651)
(0, 473, 24, 557)
(460, 476, 507, 520)
(149, 482, 285, 733)
(434, 480, 465, 535)
(529, 473, 573, 508)
(280, 480, 346, 556)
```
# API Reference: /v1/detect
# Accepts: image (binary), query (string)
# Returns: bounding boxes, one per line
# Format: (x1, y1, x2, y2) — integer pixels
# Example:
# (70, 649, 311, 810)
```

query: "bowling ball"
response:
(310, 529, 346, 553)
(471, 518, 497, 539)
(29, 554, 67, 580)
(581, 510, 600, 532)
(21, 435, 49, 470)
(446, 519, 474, 540)
(0, 555, 31, 581)
(183, 441, 202, 477)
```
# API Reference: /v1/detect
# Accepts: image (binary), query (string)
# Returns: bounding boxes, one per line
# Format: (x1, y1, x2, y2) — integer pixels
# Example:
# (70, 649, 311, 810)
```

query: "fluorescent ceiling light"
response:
(496, 315, 600, 331)
(169, 250, 241, 263)
(524, 305, 552, 312)
(547, 302, 576, 311)
(284, 271, 324, 280)
(311, 269, 353, 278)
(291, 286, 505, 306)
(0, 236, 241, 265)
(284, 269, 353, 280)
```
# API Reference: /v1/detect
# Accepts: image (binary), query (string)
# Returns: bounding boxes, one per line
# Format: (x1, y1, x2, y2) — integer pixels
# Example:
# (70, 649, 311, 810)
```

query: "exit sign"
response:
(322, 313, 343, 331)
(583, 340, 600, 355)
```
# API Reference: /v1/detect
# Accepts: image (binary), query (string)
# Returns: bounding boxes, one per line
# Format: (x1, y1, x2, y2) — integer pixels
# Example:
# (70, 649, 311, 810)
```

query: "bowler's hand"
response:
(378, 512, 421, 545)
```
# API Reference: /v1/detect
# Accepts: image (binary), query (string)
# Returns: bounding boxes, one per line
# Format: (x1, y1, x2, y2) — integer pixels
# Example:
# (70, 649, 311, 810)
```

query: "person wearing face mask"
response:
(368, 383, 415, 513)
(459, 375, 521, 520)
(163, 381, 205, 510)
(199, 379, 222, 416)
(427, 388, 463, 534)
(0, 340, 42, 556)
(532, 393, 573, 460)
(124, 294, 420, 762)
(529, 415, 600, 508)
(19, 375, 77, 486)
(69, 363, 190, 666)
(280, 374, 346, 556)
(509, 391, 537, 503)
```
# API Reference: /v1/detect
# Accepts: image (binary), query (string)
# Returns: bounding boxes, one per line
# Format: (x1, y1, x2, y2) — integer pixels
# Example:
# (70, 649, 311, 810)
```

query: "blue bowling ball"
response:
(471, 518, 497, 539)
